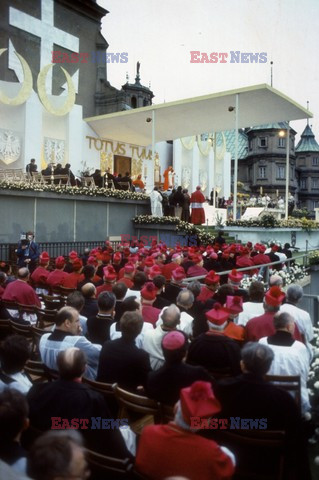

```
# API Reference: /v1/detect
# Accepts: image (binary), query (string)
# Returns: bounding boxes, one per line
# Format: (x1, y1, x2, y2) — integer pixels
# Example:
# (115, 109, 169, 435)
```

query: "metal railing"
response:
(182, 251, 313, 285)
(0, 240, 122, 263)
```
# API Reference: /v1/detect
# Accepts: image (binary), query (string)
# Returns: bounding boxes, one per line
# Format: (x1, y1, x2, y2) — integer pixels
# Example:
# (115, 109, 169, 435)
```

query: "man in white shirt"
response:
(40, 306, 101, 380)
(238, 281, 265, 326)
(280, 284, 313, 359)
(143, 305, 180, 370)
(259, 311, 310, 414)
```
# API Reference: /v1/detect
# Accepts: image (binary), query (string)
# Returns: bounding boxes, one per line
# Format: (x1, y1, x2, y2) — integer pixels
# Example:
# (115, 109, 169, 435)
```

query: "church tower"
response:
(295, 124, 319, 211)
(95, 61, 154, 115)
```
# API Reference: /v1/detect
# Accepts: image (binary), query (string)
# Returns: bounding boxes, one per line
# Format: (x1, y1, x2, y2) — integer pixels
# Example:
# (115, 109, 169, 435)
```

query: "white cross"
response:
(9, 0, 79, 93)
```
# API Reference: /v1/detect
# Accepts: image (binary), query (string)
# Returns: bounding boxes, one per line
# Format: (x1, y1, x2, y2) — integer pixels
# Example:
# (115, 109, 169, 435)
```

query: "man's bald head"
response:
(56, 348, 87, 380)
(269, 275, 283, 287)
(162, 304, 181, 329)
(81, 283, 96, 298)
(18, 267, 29, 280)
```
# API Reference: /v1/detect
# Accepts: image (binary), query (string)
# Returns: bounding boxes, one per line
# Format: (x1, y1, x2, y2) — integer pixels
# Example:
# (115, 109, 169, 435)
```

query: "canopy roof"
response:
(85, 84, 312, 146)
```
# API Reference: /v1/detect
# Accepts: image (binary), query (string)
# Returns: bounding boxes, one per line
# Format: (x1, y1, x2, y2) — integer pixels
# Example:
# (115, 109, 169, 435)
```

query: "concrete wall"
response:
(0, 190, 150, 243)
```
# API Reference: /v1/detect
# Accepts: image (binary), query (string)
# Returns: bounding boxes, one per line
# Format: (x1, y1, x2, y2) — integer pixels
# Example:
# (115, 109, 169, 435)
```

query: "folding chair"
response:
(113, 383, 161, 435)
(265, 374, 301, 413)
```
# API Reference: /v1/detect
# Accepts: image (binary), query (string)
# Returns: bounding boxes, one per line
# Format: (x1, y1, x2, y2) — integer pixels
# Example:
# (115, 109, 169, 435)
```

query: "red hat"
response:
(209, 252, 218, 260)
(101, 252, 111, 263)
(259, 245, 266, 253)
(228, 269, 243, 283)
(144, 257, 155, 268)
(271, 245, 279, 252)
(123, 248, 130, 257)
(225, 295, 243, 314)
(124, 262, 135, 274)
(103, 265, 117, 282)
(265, 286, 285, 307)
(55, 256, 65, 268)
(205, 270, 220, 285)
(180, 381, 221, 425)
(87, 256, 98, 267)
(72, 258, 83, 271)
(39, 251, 50, 265)
(205, 303, 229, 325)
(240, 247, 249, 256)
(113, 252, 122, 263)
(192, 254, 203, 264)
(141, 281, 157, 300)
(69, 250, 78, 260)
(162, 331, 186, 350)
(149, 265, 162, 280)
(171, 266, 186, 281)
(246, 241, 253, 249)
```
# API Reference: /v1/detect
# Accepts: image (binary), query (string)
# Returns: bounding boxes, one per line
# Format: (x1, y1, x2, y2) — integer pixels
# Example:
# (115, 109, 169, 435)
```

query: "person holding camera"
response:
(16, 232, 40, 273)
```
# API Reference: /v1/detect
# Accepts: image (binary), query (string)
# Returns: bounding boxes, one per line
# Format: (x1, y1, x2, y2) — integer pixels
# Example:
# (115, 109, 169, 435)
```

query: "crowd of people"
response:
(215, 192, 296, 214)
(0, 234, 315, 479)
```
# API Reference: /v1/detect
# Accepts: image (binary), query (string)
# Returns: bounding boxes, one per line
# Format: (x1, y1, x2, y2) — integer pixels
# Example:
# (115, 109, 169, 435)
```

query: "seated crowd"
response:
(0, 237, 315, 479)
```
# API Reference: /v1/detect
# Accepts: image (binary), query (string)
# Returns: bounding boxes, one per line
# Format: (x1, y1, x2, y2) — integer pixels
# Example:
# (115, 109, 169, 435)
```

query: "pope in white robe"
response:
(150, 188, 163, 217)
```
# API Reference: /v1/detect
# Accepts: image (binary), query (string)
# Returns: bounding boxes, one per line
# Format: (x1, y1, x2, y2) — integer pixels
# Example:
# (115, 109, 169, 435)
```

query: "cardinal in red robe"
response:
(190, 186, 206, 225)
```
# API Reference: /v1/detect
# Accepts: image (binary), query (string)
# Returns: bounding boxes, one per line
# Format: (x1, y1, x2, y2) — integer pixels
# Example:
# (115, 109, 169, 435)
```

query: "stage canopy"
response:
(85, 83, 312, 146)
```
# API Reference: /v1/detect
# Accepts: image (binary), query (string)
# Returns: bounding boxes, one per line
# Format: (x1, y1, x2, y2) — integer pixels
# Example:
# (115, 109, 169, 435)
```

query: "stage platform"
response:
(0, 189, 150, 243)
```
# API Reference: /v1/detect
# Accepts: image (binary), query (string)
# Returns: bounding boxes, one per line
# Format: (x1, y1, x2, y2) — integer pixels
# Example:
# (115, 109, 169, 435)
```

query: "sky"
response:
(98, 0, 319, 141)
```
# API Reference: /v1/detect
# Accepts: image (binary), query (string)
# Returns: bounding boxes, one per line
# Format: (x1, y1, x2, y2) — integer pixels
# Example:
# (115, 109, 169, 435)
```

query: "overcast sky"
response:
(98, 0, 319, 140)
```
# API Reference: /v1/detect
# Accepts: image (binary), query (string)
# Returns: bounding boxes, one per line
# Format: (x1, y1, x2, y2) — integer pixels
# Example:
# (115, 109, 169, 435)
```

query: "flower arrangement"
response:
(277, 265, 308, 286)
(0, 180, 149, 201)
(226, 215, 319, 231)
(309, 250, 319, 266)
(132, 215, 216, 245)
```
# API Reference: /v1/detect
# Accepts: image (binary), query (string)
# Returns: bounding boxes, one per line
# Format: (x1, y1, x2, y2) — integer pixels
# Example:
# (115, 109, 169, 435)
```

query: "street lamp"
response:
(279, 123, 290, 220)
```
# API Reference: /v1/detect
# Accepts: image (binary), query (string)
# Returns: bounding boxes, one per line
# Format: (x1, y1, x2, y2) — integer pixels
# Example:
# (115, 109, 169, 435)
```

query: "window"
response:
(259, 137, 267, 148)
(258, 166, 266, 178)
(277, 166, 285, 179)
(313, 157, 319, 166)
(291, 166, 294, 178)
(300, 178, 307, 189)
(298, 156, 306, 166)
(278, 137, 286, 148)
(249, 139, 253, 151)
(248, 166, 253, 181)
(311, 178, 319, 189)
(313, 201, 319, 209)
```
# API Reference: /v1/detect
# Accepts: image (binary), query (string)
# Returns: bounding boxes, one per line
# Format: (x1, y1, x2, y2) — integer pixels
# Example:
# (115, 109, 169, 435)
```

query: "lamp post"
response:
(279, 123, 290, 220)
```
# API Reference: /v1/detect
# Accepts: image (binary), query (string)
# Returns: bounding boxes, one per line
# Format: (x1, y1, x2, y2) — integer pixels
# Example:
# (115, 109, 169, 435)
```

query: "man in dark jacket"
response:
(97, 311, 151, 392)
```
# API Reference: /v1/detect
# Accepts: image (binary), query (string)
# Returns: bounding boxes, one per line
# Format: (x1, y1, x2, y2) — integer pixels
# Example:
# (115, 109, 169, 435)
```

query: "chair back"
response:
(85, 449, 133, 479)
(17, 303, 40, 324)
(59, 286, 76, 298)
(265, 374, 301, 413)
(42, 294, 64, 310)
(215, 429, 285, 480)
(0, 317, 11, 339)
(24, 359, 50, 382)
(10, 319, 33, 339)
(113, 383, 161, 434)
(83, 377, 118, 416)
(113, 383, 160, 417)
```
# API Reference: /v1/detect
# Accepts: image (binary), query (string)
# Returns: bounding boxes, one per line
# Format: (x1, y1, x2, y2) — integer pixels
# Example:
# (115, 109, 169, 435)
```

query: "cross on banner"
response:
(9, 0, 79, 93)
